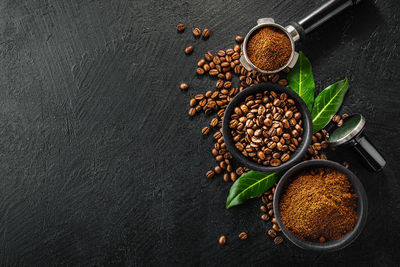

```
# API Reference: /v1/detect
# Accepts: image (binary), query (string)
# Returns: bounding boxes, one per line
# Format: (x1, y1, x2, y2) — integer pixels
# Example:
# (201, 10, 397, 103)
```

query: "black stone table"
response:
(0, 0, 399, 265)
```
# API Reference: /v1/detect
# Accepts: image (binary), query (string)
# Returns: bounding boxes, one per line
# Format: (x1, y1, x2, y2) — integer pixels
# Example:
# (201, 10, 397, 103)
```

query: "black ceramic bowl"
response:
(222, 83, 313, 173)
(273, 160, 368, 251)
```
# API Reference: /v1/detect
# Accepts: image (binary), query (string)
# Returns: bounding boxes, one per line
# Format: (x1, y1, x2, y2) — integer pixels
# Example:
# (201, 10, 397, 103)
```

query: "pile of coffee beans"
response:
(229, 91, 303, 167)
(259, 184, 283, 244)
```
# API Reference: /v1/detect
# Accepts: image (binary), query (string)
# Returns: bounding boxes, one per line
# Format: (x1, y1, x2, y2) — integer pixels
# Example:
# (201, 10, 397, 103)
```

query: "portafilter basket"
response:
(240, 0, 363, 74)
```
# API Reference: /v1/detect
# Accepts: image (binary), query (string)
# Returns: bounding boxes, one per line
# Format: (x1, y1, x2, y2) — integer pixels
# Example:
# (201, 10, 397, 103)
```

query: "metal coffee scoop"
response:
(328, 114, 386, 172)
(240, 0, 362, 74)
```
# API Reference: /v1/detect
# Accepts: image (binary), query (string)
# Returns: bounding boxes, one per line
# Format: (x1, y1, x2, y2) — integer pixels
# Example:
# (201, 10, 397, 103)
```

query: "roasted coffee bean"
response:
(267, 202, 273, 210)
(218, 235, 226, 245)
(205, 52, 213, 61)
(337, 119, 343, 127)
(180, 83, 189, 91)
(332, 115, 340, 123)
(216, 79, 224, 89)
(261, 214, 269, 221)
(192, 27, 201, 37)
(272, 223, 280, 232)
(190, 99, 196, 107)
(342, 113, 349, 119)
(271, 217, 277, 224)
(239, 232, 247, 240)
(210, 118, 218, 127)
(274, 236, 283, 244)
(217, 50, 226, 57)
(202, 28, 211, 39)
(268, 209, 274, 216)
(185, 46, 194, 54)
(230, 172, 237, 181)
(214, 166, 222, 174)
(260, 205, 267, 213)
(196, 68, 205, 75)
(206, 170, 215, 179)
(177, 23, 185, 32)
(209, 69, 218, 76)
(235, 35, 244, 43)
(189, 108, 196, 116)
(268, 229, 277, 238)
(211, 148, 218, 156)
(236, 167, 244, 175)
(202, 126, 210, 135)
(223, 173, 229, 182)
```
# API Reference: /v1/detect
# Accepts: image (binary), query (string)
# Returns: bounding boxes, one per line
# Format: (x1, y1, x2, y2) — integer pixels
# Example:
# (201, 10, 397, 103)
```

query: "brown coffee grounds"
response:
(279, 168, 358, 242)
(246, 26, 292, 71)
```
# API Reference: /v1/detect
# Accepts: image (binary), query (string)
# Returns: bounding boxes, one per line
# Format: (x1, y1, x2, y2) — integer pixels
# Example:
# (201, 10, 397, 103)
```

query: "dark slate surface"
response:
(0, 0, 399, 266)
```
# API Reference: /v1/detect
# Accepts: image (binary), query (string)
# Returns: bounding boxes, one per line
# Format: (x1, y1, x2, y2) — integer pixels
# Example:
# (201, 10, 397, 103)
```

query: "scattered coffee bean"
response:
(202, 28, 211, 39)
(274, 236, 283, 244)
(210, 118, 218, 127)
(185, 46, 194, 54)
(177, 23, 185, 32)
(261, 214, 269, 221)
(218, 235, 226, 245)
(271, 217, 277, 224)
(193, 27, 201, 37)
(206, 170, 215, 179)
(189, 108, 196, 116)
(202, 126, 210, 135)
(238, 232, 247, 240)
(260, 205, 267, 213)
(272, 223, 280, 232)
(268, 209, 274, 216)
(332, 115, 340, 123)
(214, 166, 222, 174)
(230, 172, 237, 181)
(342, 113, 349, 119)
(180, 83, 189, 91)
(235, 35, 244, 43)
(319, 236, 326, 243)
(337, 119, 343, 127)
(268, 229, 277, 238)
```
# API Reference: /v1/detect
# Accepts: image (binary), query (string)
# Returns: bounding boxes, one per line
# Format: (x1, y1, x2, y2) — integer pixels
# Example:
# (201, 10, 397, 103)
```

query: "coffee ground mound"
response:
(246, 26, 292, 71)
(279, 168, 358, 242)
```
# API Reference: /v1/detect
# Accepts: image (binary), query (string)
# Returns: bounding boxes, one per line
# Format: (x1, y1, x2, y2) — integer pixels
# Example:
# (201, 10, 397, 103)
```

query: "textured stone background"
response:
(0, 0, 399, 266)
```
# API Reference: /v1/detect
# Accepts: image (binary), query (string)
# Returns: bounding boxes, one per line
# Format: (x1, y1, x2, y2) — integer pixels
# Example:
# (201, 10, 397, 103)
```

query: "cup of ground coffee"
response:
(273, 160, 368, 251)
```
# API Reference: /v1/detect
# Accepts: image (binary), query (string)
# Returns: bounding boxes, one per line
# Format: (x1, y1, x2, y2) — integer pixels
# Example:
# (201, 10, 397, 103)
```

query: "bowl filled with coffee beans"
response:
(222, 83, 312, 173)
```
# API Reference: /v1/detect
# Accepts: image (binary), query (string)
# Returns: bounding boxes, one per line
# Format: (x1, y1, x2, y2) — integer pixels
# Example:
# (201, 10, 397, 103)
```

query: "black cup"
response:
(273, 160, 368, 251)
(222, 83, 313, 173)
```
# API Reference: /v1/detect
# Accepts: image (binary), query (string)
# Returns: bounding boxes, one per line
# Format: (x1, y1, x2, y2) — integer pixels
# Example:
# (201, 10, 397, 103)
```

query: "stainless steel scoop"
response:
(240, 0, 362, 74)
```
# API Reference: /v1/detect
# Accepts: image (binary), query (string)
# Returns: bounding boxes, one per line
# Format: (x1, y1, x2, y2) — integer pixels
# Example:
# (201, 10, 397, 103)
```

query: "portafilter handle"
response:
(288, 0, 362, 41)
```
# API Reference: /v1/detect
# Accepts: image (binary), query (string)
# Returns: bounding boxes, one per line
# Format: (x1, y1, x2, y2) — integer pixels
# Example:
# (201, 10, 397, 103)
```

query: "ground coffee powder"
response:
(246, 26, 292, 71)
(279, 168, 358, 242)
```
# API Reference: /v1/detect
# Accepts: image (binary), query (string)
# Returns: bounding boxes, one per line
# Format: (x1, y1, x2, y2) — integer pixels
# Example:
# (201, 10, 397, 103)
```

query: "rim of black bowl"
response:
(222, 83, 313, 173)
(273, 160, 368, 251)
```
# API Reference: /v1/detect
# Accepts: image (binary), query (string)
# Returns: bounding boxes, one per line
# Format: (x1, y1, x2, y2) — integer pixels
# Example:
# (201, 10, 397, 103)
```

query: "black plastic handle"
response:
(351, 134, 386, 172)
(290, 0, 360, 40)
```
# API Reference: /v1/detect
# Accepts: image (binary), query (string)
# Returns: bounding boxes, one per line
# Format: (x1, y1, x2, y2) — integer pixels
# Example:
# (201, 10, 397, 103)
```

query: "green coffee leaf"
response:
(311, 78, 349, 133)
(226, 171, 279, 209)
(287, 51, 315, 111)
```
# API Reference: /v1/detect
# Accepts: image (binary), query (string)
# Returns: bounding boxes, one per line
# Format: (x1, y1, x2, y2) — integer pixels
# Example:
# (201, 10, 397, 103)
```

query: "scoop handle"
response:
(352, 134, 386, 172)
(289, 0, 361, 40)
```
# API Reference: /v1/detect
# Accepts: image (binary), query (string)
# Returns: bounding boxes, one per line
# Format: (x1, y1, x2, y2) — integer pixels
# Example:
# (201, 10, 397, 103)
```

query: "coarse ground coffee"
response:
(279, 168, 358, 242)
(246, 26, 292, 71)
